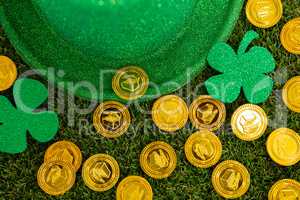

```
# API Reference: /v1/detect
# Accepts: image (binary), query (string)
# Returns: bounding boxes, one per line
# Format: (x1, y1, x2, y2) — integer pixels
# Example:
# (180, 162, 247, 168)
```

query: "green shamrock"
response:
(205, 30, 276, 104)
(0, 78, 59, 154)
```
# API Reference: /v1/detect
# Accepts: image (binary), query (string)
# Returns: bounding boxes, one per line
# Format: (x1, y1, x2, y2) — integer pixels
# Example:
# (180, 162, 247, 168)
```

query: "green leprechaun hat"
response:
(0, 0, 244, 101)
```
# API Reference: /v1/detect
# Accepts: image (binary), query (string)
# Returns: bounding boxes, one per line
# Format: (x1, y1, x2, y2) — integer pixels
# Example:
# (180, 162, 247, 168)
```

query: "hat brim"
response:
(0, 0, 244, 101)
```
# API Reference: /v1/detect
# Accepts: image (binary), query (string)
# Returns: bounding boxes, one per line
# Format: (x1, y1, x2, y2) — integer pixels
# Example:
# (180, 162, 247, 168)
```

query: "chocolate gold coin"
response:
(231, 104, 268, 141)
(44, 141, 82, 172)
(266, 128, 300, 166)
(268, 179, 300, 200)
(185, 130, 222, 168)
(37, 160, 76, 196)
(82, 154, 120, 192)
(116, 176, 153, 200)
(0, 55, 17, 91)
(282, 76, 300, 113)
(189, 95, 226, 131)
(112, 66, 149, 100)
(212, 160, 250, 199)
(281, 18, 300, 55)
(152, 95, 188, 132)
(93, 101, 131, 138)
(140, 141, 177, 179)
(246, 0, 283, 28)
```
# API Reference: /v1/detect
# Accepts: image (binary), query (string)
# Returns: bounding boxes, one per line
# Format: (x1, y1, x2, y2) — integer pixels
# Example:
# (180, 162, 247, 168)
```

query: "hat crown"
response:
(33, 0, 195, 59)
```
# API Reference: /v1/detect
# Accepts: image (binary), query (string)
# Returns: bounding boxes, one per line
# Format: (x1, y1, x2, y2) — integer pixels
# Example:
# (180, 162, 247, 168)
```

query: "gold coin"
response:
(282, 76, 300, 113)
(37, 160, 76, 196)
(212, 160, 250, 199)
(185, 130, 222, 168)
(116, 176, 153, 200)
(112, 66, 149, 100)
(82, 154, 120, 192)
(246, 0, 283, 28)
(266, 128, 300, 166)
(281, 18, 300, 55)
(0, 55, 17, 91)
(44, 141, 82, 172)
(140, 141, 177, 179)
(268, 179, 300, 200)
(152, 95, 188, 132)
(231, 104, 268, 141)
(93, 101, 131, 138)
(189, 95, 226, 131)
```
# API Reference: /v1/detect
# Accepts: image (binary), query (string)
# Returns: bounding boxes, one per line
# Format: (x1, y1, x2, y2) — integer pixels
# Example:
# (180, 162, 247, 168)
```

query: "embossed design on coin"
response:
(93, 101, 131, 138)
(112, 66, 149, 100)
(120, 73, 142, 92)
(189, 96, 226, 131)
(140, 141, 177, 179)
(148, 149, 169, 170)
(193, 139, 214, 160)
(212, 160, 250, 199)
(82, 154, 120, 192)
(220, 169, 242, 191)
(101, 109, 122, 130)
(37, 160, 76, 196)
(185, 130, 222, 168)
(239, 115, 259, 134)
(231, 104, 268, 141)
(197, 103, 219, 124)
(90, 162, 112, 184)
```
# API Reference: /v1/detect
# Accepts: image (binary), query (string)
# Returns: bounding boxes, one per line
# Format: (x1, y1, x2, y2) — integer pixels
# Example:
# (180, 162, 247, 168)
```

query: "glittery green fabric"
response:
(0, 0, 244, 101)
(205, 30, 276, 104)
(0, 79, 59, 154)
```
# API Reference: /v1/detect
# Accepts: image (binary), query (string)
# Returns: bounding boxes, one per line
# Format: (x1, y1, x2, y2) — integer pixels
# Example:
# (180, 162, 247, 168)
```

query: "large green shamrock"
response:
(205, 30, 276, 104)
(0, 78, 59, 154)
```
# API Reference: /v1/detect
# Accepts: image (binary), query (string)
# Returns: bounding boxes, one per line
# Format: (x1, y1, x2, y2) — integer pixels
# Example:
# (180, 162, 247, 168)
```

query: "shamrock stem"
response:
(237, 30, 259, 55)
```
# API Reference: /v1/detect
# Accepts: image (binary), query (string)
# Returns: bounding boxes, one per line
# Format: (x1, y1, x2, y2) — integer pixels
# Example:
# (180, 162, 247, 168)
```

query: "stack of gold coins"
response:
(93, 101, 131, 138)
(82, 154, 120, 192)
(37, 141, 82, 196)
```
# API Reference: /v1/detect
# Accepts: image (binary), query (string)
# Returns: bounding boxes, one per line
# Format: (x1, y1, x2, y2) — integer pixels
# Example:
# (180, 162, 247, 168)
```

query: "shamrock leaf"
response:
(0, 78, 59, 154)
(205, 73, 242, 103)
(205, 30, 276, 103)
(207, 43, 237, 73)
(13, 77, 48, 112)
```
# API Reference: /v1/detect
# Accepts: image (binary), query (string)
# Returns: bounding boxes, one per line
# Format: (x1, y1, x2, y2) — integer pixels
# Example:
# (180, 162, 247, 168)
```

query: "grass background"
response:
(0, 1, 300, 199)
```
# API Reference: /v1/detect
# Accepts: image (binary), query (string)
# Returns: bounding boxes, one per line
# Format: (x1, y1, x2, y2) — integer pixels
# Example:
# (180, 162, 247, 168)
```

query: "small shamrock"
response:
(0, 78, 59, 154)
(205, 30, 276, 104)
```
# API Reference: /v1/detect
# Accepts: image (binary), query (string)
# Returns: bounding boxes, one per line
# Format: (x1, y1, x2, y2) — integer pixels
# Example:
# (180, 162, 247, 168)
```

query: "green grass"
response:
(1, 1, 300, 199)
